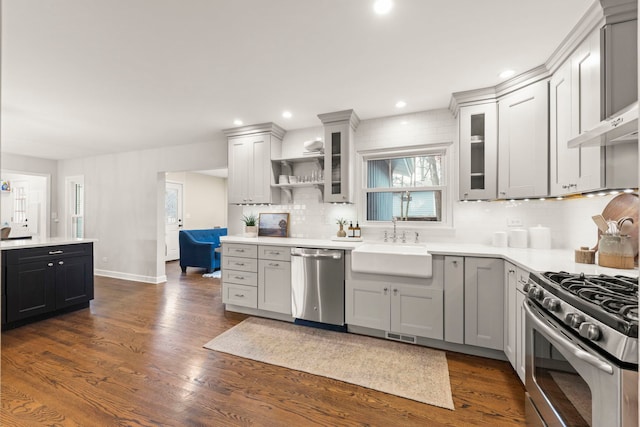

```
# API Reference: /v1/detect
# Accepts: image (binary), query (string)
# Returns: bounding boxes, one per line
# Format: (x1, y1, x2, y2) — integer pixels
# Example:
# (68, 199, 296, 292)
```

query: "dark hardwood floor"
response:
(1, 261, 525, 426)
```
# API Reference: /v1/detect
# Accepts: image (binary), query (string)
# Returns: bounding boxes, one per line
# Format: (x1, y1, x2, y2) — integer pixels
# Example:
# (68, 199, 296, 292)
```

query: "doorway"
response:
(1, 171, 49, 238)
(165, 181, 184, 261)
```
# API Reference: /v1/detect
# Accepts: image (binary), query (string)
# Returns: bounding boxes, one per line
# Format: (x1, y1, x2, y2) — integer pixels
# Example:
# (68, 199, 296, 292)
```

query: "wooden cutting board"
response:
(595, 193, 639, 260)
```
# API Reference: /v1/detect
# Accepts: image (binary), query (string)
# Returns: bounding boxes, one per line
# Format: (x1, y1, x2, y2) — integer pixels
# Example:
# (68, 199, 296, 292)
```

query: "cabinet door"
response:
(572, 29, 604, 193)
(498, 80, 549, 198)
(228, 137, 250, 204)
(324, 123, 353, 203)
(459, 103, 497, 200)
(55, 255, 94, 309)
(444, 256, 464, 344)
(390, 284, 443, 340)
(515, 289, 526, 383)
(464, 257, 504, 350)
(504, 262, 517, 368)
(257, 259, 291, 314)
(345, 279, 390, 331)
(6, 261, 56, 322)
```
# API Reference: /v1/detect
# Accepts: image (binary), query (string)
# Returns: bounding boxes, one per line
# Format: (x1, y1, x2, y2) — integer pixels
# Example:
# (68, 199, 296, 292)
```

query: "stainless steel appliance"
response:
(290, 248, 345, 327)
(524, 272, 638, 426)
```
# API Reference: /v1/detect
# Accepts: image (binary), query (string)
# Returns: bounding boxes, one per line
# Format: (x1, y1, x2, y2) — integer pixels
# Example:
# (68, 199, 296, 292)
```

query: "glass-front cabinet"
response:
(458, 103, 497, 200)
(318, 110, 360, 203)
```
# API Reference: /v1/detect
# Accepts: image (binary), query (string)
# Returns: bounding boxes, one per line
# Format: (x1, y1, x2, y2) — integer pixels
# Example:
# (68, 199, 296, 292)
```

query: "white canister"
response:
(492, 231, 508, 247)
(509, 229, 528, 248)
(529, 225, 551, 250)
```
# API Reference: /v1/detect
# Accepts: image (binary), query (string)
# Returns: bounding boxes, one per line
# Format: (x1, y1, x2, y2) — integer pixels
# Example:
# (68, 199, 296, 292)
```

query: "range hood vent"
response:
(568, 101, 638, 148)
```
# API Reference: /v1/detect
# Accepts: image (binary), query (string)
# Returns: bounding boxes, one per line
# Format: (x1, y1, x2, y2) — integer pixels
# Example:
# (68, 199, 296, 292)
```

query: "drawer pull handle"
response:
(234, 263, 245, 266)
(269, 263, 279, 267)
(235, 276, 245, 280)
(49, 250, 64, 255)
(235, 249, 245, 253)
(48, 262, 54, 267)
(59, 261, 64, 265)
(234, 294, 245, 298)
(269, 251, 280, 255)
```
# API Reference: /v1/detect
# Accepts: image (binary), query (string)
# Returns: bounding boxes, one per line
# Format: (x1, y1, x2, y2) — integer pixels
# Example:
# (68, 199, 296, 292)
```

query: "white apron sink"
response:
(351, 243, 432, 278)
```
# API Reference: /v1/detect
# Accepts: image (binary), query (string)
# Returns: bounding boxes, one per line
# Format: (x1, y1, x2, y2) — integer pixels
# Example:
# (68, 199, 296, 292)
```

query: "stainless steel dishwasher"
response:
(290, 247, 345, 328)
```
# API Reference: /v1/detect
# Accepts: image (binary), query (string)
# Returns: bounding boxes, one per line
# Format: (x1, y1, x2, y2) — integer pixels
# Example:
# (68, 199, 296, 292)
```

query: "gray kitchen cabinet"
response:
(464, 257, 504, 350)
(257, 246, 291, 315)
(503, 262, 517, 368)
(515, 268, 528, 383)
(459, 103, 498, 200)
(346, 255, 444, 340)
(225, 123, 284, 204)
(550, 31, 603, 196)
(443, 256, 464, 344)
(318, 110, 360, 203)
(497, 80, 549, 199)
(346, 279, 443, 340)
(222, 243, 258, 308)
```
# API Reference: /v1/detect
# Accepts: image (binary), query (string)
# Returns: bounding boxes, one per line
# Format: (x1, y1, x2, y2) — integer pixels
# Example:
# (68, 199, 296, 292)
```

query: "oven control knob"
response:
(565, 313, 585, 328)
(579, 322, 601, 341)
(528, 287, 544, 301)
(522, 282, 531, 293)
(542, 297, 561, 312)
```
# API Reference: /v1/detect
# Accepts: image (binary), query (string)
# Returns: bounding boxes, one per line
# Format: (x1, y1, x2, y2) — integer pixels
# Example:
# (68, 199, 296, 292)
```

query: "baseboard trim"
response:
(94, 269, 167, 284)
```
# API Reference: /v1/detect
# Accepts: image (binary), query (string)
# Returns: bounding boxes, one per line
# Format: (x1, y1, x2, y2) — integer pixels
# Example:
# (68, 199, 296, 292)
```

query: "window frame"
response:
(358, 143, 454, 229)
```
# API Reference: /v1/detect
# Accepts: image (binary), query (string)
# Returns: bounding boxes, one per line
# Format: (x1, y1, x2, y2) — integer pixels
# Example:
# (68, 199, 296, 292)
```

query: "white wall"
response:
(237, 108, 626, 250)
(58, 139, 227, 283)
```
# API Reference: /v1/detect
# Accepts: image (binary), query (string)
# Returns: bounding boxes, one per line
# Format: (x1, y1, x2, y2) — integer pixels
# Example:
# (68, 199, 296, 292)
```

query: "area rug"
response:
(203, 317, 455, 410)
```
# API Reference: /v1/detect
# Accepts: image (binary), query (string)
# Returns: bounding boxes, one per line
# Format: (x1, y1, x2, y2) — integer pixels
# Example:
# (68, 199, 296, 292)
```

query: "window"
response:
(66, 176, 84, 238)
(364, 150, 447, 223)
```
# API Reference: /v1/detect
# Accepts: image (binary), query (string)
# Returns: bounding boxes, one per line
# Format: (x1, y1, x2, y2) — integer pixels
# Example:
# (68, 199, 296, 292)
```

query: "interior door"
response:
(165, 182, 183, 261)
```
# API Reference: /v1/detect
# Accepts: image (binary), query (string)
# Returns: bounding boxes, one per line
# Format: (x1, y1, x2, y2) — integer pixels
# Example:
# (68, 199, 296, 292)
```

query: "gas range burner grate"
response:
(543, 272, 638, 299)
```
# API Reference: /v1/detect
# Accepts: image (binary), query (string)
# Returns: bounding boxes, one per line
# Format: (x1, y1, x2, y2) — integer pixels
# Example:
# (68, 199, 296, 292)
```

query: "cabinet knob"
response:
(48, 262, 54, 267)
(58, 261, 64, 265)
(383, 287, 388, 294)
(452, 260, 458, 266)
(509, 269, 515, 274)
(393, 288, 398, 295)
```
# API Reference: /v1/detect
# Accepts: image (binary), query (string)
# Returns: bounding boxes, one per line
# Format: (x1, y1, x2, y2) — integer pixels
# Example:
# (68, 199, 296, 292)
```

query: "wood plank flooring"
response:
(1, 261, 525, 426)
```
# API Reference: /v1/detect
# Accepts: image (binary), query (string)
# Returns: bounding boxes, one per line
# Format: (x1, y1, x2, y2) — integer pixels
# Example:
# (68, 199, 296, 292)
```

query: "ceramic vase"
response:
(337, 224, 346, 238)
(245, 225, 257, 237)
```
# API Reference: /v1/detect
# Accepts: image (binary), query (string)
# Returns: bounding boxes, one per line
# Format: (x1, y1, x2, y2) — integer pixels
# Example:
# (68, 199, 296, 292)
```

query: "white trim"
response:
(357, 143, 454, 229)
(94, 269, 167, 284)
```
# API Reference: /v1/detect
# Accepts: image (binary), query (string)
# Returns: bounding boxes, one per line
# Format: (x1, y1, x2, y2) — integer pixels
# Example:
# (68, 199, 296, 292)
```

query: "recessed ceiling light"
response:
(395, 100, 406, 108)
(282, 111, 292, 119)
(233, 119, 243, 126)
(499, 69, 515, 79)
(373, 0, 393, 15)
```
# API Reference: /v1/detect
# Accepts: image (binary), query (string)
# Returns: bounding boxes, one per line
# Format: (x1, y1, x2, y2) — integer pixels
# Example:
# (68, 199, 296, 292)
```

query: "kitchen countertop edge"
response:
(219, 236, 638, 277)
(0, 237, 97, 250)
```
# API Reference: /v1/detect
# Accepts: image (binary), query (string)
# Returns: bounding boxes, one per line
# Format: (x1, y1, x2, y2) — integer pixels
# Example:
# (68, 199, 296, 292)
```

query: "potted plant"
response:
(242, 213, 258, 237)
(336, 218, 348, 238)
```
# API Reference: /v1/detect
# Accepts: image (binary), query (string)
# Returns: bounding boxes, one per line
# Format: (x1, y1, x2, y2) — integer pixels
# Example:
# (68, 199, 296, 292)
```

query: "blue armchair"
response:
(179, 228, 227, 273)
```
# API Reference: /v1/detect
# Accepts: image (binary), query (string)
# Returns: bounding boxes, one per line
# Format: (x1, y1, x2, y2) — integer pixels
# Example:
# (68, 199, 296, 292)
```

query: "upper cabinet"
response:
(225, 123, 285, 204)
(318, 110, 360, 203)
(498, 80, 549, 199)
(459, 103, 498, 200)
(550, 31, 604, 196)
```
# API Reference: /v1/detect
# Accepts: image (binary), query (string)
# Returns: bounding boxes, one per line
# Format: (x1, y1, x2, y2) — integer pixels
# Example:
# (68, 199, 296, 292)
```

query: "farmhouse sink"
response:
(351, 243, 432, 278)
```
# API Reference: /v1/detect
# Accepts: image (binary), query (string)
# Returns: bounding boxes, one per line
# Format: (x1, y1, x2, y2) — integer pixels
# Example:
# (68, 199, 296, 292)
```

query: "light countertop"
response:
(220, 235, 638, 277)
(0, 237, 96, 251)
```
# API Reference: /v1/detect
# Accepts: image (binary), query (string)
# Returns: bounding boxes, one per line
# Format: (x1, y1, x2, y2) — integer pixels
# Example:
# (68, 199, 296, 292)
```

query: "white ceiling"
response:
(1, 0, 593, 160)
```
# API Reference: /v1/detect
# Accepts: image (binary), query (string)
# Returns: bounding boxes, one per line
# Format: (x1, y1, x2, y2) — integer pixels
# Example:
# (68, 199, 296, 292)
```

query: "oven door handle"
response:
(523, 301, 614, 375)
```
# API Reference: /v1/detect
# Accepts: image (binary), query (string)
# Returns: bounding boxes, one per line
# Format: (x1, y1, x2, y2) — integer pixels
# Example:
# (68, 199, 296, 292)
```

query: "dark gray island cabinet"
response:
(2, 242, 94, 329)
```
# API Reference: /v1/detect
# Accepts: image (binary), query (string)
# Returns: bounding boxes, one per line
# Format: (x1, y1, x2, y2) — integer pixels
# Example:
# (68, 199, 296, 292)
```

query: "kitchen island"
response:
(1, 238, 95, 330)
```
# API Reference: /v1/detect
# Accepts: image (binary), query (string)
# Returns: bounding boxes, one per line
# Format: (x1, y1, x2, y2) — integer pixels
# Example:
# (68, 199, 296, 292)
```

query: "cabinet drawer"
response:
(223, 256, 258, 272)
(222, 283, 257, 308)
(223, 244, 257, 258)
(5, 243, 93, 265)
(223, 269, 257, 287)
(258, 245, 290, 261)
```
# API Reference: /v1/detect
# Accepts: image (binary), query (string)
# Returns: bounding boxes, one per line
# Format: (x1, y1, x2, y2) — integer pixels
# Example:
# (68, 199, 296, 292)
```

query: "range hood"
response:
(568, 101, 638, 148)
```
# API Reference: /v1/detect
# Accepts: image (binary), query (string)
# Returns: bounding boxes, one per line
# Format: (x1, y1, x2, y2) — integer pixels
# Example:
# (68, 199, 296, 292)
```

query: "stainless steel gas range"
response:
(524, 271, 638, 427)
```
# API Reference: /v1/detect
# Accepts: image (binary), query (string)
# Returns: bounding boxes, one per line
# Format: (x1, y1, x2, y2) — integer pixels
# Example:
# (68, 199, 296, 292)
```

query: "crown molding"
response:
(317, 109, 360, 131)
(223, 122, 287, 139)
(448, 87, 497, 116)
